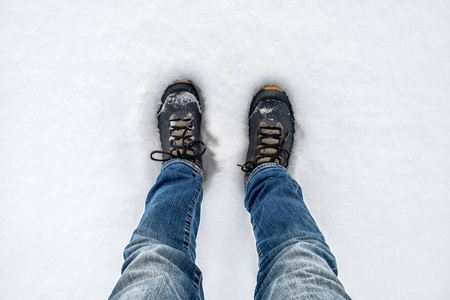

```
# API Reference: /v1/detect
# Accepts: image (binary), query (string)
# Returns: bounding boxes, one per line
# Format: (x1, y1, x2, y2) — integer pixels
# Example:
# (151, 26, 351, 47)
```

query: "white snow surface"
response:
(1, 1, 449, 299)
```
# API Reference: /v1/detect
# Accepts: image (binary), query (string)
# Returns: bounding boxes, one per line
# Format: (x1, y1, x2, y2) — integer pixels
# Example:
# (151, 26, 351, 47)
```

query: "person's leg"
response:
(245, 163, 350, 300)
(110, 159, 204, 300)
(240, 86, 350, 299)
(110, 81, 206, 299)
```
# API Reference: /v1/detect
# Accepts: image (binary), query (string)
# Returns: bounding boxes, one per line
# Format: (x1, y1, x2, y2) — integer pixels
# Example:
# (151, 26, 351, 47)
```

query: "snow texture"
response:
(255, 106, 276, 117)
(159, 91, 202, 114)
(1, 1, 449, 299)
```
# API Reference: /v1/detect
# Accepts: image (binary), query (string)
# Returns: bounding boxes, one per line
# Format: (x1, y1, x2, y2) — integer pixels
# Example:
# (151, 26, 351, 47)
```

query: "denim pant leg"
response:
(245, 163, 351, 300)
(109, 159, 204, 300)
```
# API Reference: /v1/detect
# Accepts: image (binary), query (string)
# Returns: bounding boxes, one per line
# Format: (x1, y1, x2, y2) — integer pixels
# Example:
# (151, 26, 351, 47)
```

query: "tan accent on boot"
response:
(254, 121, 283, 165)
(171, 129, 192, 137)
(168, 113, 195, 156)
(171, 149, 195, 156)
(256, 156, 280, 164)
(260, 128, 280, 135)
(259, 122, 284, 141)
(173, 139, 193, 147)
(258, 122, 284, 129)
(170, 120, 191, 127)
(259, 148, 277, 155)
(173, 80, 193, 84)
(260, 137, 280, 144)
(262, 85, 284, 92)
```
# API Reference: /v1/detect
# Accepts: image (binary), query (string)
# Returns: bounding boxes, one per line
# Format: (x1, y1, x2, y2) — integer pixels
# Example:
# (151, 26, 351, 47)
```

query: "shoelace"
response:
(239, 122, 290, 173)
(150, 113, 206, 165)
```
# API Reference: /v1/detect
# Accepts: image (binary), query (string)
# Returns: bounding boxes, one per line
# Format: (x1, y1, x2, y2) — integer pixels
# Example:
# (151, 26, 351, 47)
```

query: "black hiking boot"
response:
(150, 81, 206, 169)
(239, 85, 295, 178)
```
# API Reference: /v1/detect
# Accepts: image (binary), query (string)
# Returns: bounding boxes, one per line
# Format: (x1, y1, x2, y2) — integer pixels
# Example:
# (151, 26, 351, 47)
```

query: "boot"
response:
(240, 85, 295, 178)
(150, 81, 206, 169)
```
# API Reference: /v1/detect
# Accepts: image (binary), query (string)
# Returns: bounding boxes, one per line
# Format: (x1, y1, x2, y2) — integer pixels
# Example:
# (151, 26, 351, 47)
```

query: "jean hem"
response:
(244, 163, 286, 190)
(161, 159, 203, 175)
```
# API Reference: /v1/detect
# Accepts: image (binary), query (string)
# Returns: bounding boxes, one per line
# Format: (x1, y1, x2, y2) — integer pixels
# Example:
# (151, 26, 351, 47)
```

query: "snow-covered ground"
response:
(1, 1, 449, 299)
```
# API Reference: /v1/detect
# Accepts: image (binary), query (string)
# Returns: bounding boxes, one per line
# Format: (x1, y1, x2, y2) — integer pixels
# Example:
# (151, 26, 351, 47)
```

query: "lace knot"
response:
(239, 122, 290, 173)
(151, 113, 206, 165)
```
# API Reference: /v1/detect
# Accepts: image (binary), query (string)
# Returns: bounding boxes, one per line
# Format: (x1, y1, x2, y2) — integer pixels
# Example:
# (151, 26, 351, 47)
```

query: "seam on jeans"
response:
(196, 273, 202, 296)
(185, 175, 203, 260)
(185, 182, 201, 257)
(245, 163, 286, 190)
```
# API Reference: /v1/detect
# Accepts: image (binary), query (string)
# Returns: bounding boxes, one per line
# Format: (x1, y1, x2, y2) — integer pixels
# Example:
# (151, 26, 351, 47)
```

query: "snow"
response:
(254, 106, 276, 117)
(159, 91, 202, 114)
(1, 1, 449, 299)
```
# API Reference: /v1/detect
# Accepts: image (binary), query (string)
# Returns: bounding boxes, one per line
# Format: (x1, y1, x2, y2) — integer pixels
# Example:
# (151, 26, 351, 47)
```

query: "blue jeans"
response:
(109, 159, 351, 299)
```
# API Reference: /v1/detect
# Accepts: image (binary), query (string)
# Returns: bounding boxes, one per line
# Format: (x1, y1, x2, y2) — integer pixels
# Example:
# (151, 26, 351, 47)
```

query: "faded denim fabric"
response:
(109, 160, 351, 300)
(245, 163, 350, 300)
(109, 159, 204, 300)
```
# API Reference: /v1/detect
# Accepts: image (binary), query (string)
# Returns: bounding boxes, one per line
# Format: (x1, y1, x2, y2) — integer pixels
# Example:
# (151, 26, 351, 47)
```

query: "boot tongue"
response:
(171, 149, 195, 157)
(256, 121, 284, 165)
(256, 156, 280, 164)
(169, 113, 196, 157)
